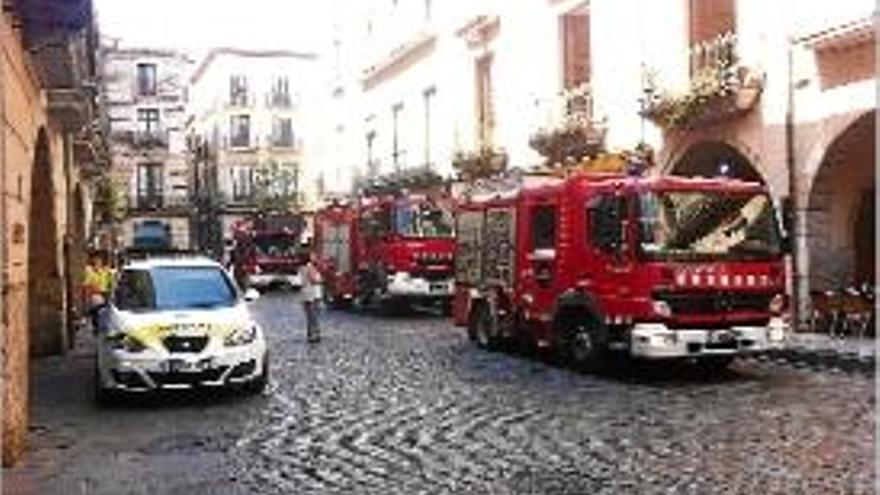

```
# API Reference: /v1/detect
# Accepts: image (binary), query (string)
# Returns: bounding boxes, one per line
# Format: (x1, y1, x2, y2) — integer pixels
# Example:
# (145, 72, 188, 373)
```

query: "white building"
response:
(188, 48, 319, 240)
(102, 44, 193, 250)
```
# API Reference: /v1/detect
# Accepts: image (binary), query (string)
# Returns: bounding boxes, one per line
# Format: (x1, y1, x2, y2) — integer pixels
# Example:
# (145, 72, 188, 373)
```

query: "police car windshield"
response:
(114, 267, 237, 311)
(638, 190, 783, 261)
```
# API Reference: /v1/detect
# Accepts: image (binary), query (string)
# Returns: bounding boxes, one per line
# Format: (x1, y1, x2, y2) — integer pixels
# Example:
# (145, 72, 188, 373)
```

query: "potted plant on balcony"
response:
(452, 146, 509, 181)
(641, 34, 765, 130)
(528, 83, 606, 168)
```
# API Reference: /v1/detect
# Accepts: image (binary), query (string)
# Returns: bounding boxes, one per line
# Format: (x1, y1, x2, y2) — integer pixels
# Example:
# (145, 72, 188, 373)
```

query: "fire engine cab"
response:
(453, 163, 788, 369)
(315, 191, 456, 312)
(229, 212, 309, 291)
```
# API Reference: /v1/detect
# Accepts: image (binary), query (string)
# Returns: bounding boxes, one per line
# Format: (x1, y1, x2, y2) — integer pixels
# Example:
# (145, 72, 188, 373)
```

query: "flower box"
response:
(452, 148, 508, 180)
(528, 125, 606, 166)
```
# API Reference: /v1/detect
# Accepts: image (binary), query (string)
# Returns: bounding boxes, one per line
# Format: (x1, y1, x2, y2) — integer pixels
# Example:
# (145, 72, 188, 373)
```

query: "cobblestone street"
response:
(4, 293, 875, 495)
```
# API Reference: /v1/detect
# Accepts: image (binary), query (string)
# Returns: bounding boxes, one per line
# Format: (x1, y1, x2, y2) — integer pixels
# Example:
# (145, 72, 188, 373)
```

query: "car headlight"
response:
(106, 333, 146, 353)
(224, 325, 258, 347)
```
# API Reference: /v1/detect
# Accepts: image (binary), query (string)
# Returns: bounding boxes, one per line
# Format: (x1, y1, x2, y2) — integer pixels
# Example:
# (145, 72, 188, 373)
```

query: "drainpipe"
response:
(785, 36, 803, 332)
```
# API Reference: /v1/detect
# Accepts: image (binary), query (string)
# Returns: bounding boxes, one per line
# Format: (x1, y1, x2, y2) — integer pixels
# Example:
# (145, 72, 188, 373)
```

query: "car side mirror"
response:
(243, 288, 260, 302)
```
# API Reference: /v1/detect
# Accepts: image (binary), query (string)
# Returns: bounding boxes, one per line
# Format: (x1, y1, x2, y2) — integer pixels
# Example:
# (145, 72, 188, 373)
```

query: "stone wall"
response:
(1, 9, 48, 466)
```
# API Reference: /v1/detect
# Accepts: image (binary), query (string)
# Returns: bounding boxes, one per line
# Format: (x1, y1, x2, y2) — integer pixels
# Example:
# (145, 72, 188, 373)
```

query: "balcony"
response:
(226, 93, 255, 108)
(528, 83, 606, 166)
(10, 0, 101, 133)
(267, 134, 297, 150)
(228, 134, 254, 150)
(266, 93, 294, 109)
(110, 130, 169, 149)
(129, 193, 190, 213)
(641, 32, 764, 130)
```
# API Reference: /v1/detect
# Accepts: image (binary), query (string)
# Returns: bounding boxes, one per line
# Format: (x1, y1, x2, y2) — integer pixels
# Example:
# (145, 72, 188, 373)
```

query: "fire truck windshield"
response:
(252, 234, 302, 258)
(638, 190, 783, 261)
(394, 202, 454, 238)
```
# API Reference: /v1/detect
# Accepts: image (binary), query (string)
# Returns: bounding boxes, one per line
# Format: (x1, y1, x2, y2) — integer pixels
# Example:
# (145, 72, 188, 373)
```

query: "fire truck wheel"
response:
(470, 303, 500, 350)
(558, 312, 609, 372)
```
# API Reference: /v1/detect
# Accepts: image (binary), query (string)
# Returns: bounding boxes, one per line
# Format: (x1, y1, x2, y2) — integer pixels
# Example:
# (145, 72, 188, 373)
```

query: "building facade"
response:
(102, 44, 193, 251)
(322, 0, 876, 325)
(1, 0, 106, 465)
(188, 48, 318, 250)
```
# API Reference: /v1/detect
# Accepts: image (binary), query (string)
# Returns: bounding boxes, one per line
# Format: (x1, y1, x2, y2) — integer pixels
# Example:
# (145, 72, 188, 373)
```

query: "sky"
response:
(94, 0, 332, 60)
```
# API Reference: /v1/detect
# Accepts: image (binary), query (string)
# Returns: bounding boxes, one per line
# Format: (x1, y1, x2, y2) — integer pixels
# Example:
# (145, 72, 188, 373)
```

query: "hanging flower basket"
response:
(642, 65, 764, 130)
(452, 147, 508, 180)
(529, 125, 606, 166)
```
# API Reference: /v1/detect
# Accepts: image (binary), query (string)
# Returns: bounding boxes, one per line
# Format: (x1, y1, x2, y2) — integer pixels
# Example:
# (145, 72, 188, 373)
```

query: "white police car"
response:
(94, 256, 268, 403)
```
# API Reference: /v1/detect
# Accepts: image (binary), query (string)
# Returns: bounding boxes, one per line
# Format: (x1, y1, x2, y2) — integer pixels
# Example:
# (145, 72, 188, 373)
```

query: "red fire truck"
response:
(230, 212, 309, 291)
(453, 164, 789, 370)
(314, 192, 456, 312)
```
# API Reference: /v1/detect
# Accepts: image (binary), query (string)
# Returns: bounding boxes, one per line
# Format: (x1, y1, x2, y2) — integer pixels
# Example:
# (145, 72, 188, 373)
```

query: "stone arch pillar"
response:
(28, 128, 66, 356)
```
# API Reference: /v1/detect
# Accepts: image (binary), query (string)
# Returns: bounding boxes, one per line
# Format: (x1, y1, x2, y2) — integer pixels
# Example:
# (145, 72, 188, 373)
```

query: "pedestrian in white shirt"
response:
(300, 254, 323, 343)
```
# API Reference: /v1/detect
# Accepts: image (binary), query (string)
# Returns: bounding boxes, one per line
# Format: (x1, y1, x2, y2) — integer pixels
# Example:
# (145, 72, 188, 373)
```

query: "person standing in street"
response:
(83, 251, 115, 332)
(299, 253, 323, 343)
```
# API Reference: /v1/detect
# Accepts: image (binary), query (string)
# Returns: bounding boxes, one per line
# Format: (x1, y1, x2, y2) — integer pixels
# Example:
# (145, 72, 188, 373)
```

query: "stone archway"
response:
(668, 140, 765, 183)
(806, 110, 875, 291)
(28, 128, 66, 356)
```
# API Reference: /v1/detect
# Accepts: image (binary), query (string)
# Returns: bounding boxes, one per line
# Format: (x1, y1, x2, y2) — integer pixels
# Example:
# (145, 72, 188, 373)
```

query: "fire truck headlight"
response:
(768, 294, 786, 315)
(652, 300, 672, 318)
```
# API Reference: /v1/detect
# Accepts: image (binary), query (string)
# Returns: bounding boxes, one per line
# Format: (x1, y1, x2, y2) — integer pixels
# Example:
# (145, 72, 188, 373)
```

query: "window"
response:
(114, 269, 155, 310)
(688, 0, 736, 75)
(272, 117, 294, 147)
(230, 115, 251, 148)
(271, 77, 291, 107)
(423, 87, 435, 167)
(366, 130, 377, 176)
(229, 75, 249, 106)
(530, 205, 557, 250)
(136, 63, 157, 96)
(590, 194, 627, 253)
(561, 10, 591, 90)
(231, 165, 255, 200)
(475, 55, 494, 147)
(114, 267, 236, 311)
(136, 163, 164, 208)
(391, 103, 404, 170)
(689, 0, 735, 45)
(137, 108, 160, 135)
